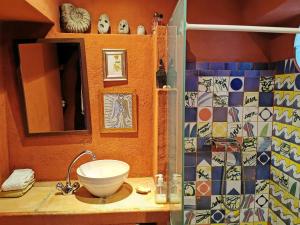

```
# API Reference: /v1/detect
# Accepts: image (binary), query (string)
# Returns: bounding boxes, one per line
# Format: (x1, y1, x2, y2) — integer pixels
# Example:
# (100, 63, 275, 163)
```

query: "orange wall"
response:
(0, 25, 10, 184)
(186, 0, 269, 62)
(4, 31, 156, 180)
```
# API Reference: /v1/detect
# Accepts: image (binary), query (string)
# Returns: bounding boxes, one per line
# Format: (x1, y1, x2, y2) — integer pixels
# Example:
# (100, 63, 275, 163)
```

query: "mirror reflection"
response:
(17, 39, 90, 134)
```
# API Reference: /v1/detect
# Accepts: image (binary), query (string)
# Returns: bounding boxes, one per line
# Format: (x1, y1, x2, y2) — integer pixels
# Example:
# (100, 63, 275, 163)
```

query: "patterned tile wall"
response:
(269, 59, 300, 225)
(184, 63, 275, 225)
(184, 62, 274, 225)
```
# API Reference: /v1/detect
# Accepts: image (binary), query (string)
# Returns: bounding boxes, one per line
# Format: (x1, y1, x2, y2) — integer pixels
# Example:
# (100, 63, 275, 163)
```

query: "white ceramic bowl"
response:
(77, 160, 130, 197)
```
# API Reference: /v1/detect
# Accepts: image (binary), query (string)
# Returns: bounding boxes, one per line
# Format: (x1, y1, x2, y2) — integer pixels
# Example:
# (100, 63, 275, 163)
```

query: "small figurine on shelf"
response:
(156, 59, 167, 88)
(152, 12, 163, 32)
(98, 14, 110, 34)
(137, 25, 146, 35)
(118, 19, 130, 34)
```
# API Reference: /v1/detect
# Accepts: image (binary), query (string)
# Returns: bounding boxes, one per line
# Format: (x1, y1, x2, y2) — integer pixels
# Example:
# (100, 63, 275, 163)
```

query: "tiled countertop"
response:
(0, 177, 179, 225)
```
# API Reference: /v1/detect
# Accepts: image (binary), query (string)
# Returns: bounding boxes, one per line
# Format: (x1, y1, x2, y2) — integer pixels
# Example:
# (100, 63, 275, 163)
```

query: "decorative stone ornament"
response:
(137, 25, 145, 35)
(97, 14, 110, 34)
(60, 3, 91, 33)
(118, 19, 129, 34)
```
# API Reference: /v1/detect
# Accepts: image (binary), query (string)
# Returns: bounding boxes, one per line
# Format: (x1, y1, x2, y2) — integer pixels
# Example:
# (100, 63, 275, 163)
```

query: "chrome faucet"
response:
(56, 150, 97, 195)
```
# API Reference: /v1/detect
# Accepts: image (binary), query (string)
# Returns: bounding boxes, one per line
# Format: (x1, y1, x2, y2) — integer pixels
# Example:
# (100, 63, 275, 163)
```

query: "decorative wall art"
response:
(102, 49, 127, 81)
(100, 89, 137, 133)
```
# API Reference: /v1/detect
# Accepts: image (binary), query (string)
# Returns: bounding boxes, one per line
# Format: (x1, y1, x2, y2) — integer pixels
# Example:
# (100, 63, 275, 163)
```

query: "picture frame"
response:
(100, 88, 137, 133)
(102, 49, 127, 81)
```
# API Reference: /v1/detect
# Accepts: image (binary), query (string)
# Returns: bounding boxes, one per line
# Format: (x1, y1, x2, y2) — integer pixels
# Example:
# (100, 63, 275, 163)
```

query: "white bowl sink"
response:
(77, 160, 130, 197)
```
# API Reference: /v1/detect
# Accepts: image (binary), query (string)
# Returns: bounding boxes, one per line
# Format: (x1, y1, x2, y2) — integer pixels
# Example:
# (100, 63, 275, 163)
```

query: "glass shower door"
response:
(167, 0, 187, 224)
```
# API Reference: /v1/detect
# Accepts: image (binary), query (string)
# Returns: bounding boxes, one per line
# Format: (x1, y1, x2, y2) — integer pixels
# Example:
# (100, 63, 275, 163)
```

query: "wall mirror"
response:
(16, 38, 91, 135)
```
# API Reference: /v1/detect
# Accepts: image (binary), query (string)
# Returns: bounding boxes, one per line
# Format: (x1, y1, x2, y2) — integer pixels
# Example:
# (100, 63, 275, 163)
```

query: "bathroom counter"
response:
(0, 177, 180, 225)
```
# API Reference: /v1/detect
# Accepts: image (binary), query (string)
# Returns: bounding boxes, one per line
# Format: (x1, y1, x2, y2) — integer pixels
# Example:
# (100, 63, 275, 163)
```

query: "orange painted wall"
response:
(186, 0, 269, 62)
(0, 24, 10, 184)
(4, 32, 156, 180)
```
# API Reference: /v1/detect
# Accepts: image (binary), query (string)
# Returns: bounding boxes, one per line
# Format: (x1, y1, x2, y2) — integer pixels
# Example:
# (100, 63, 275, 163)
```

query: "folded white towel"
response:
(1, 169, 35, 191)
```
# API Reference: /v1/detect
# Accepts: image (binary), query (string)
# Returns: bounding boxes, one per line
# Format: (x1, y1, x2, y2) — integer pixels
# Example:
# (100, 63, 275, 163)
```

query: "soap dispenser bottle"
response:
(169, 173, 181, 204)
(155, 174, 167, 204)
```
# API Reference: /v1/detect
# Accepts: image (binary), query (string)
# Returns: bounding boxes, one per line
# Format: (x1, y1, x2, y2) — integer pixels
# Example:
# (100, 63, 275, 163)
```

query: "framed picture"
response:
(102, 49, 127, 81)
(100, 88, 137, 133)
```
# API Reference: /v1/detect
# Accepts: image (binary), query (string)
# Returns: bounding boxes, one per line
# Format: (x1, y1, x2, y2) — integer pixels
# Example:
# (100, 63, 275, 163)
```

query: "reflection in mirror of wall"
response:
(17, 39, 91, 135)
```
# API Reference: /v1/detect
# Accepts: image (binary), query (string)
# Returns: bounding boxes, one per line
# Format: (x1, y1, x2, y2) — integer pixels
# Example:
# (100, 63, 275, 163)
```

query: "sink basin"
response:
(77, 160, 130, 197)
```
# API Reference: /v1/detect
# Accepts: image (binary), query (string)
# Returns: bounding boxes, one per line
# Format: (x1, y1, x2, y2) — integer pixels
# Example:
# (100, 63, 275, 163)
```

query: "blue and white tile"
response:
(229, 77, 244, 92)
(197, 92, 213, 106)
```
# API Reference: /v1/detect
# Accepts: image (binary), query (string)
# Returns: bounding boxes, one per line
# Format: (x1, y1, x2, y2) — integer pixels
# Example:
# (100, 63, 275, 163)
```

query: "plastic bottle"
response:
(169, 173, 181, 204)
(155, 174, 167, 204)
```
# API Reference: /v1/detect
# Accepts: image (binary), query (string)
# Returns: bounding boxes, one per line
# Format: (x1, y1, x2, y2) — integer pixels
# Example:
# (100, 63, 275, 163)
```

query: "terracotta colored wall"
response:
(186, 0, 269, 62)
(5, 31, 156, 180)
(0, 23, 10, 184)
(269, 34, 296, 62)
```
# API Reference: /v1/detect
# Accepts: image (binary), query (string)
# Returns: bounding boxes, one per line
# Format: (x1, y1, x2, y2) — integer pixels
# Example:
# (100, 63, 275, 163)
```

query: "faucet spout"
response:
(56, 150, 97, 195)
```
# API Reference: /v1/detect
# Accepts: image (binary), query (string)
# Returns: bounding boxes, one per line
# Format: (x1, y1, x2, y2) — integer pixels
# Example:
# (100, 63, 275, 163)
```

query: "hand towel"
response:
(0, 180, 35, 198)
(1, 169, 35, 191)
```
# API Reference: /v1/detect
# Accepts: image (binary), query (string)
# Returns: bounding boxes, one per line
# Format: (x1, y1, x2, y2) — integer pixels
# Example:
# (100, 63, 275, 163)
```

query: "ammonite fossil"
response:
(60, 3, 91, 33)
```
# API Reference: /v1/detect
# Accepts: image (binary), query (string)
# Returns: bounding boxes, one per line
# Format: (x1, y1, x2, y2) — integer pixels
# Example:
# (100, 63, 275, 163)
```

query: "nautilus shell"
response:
(60, 3, 91, 33)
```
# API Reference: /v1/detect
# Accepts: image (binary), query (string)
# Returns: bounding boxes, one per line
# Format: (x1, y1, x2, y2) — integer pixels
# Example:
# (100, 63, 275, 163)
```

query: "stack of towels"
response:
(0, 169, 35, 198)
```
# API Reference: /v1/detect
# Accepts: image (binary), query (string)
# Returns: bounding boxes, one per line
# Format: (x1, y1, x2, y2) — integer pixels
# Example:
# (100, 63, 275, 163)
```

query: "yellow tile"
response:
(212, 122, 227, 137)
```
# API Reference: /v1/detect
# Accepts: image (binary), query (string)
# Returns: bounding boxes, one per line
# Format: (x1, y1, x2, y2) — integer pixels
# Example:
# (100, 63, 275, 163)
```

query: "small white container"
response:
(155, 174, 167, 204)
(169, 173, 181, 204)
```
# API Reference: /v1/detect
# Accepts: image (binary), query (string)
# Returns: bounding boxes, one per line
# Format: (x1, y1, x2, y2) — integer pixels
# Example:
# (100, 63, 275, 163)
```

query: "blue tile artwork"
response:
(183, 60, 299, 224)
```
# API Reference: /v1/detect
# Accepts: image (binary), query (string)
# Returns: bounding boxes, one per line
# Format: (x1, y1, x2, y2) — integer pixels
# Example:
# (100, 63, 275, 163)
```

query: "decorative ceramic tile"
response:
(211, 195, 223, 209)
(185, 92, 198, 107)
(240, 208, 254, 223)
(226, 181, 241, 195)
(292, 109, 300, 127)
(212, 152, 225, 166)
(196, 181, 212, 196)
(228, 122, 243, 138)
(259, 76, 274, 92)
(243, 107, 258, 122)
(185, 122, 197, 137)
(195, 210, 211, 224)
(198, 92, 213, 106)
(243, 122, 258, 137)
(257, 122, 272, 137)
(255, 194, 269, 208)
(211, 209, 225, 223)
(229, 77, 244, 92)
(212, 122, 228, 137)
(213, 92, 229, 107)
(185, 138, 197, 152)
(214, 77, 229, 92)
(258, 107, 273, 122)
(242, 137, 257, 152)
(243, 152, 257, 166)
(226, 166, 241, 180)
(197, 107, 213, 122)
(196, 165, 211, 181)
(244, 92, 259, 107)
(196, 196, 211, 210)
(257, 137, 272, 152)
(254, 207, 268, 221)
(225, 209, 240, 223)
(184, 210, 196, 225)
(228, 107, 243, 122)
(197, 122, 212, 137)
(255, 180, 269, 194)
(229, 92, 244, 106)
(198, 76, 213, 92)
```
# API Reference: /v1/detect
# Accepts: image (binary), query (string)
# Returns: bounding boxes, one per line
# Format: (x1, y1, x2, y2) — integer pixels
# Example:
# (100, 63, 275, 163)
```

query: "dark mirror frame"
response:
(14, 38, 92, 136)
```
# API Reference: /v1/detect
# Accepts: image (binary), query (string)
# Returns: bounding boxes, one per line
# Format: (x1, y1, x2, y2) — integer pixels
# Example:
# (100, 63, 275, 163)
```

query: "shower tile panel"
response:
(184, 60, 300, 224)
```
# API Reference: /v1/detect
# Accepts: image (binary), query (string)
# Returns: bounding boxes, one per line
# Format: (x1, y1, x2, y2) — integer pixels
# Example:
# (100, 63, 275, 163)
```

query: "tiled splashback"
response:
(183, 60, 300, 225)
